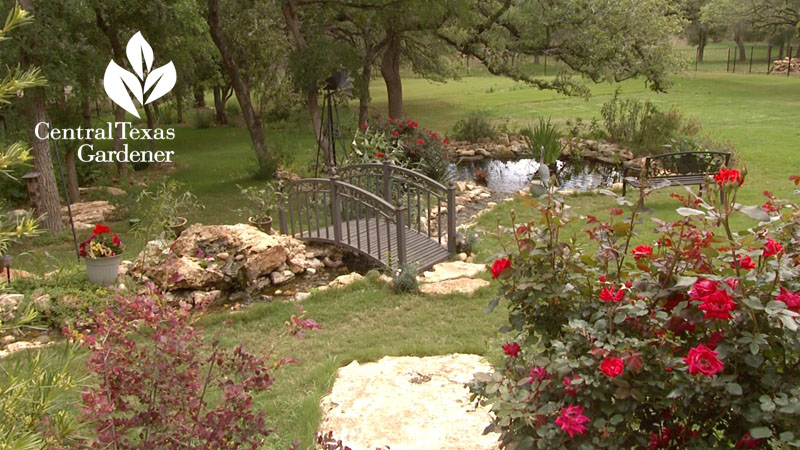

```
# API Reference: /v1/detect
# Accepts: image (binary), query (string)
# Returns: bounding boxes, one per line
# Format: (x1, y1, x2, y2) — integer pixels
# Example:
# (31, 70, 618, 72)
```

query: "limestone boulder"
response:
(328, 272, 364, 288)
(419, 261, 487, 284)
(62, 200, 116, 230)
(320, 354, 500, 450)
(419, 278, 489, 295)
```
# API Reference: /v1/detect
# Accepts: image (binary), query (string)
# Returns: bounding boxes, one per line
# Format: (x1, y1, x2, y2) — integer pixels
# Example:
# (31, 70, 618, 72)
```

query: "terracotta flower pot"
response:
(169, 216, 188, 236)
(248, 216, 273, 234)
(85, 254, 122, 286)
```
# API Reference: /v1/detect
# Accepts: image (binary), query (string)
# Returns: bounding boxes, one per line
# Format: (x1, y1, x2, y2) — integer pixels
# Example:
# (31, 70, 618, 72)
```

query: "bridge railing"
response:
(337, 161, 456, 253)
(278, 176, 408, 267)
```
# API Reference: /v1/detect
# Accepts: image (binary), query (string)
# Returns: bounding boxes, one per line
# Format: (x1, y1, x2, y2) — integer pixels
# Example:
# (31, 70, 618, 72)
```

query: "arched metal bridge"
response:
(278, 162, 456, 271)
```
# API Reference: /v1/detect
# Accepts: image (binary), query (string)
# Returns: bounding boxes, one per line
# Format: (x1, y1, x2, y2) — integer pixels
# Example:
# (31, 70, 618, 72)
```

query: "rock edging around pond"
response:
(129, 223, 346, 304)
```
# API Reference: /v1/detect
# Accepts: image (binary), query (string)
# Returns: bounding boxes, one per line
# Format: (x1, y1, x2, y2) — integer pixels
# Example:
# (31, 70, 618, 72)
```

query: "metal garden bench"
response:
(622, 151, 732, 198)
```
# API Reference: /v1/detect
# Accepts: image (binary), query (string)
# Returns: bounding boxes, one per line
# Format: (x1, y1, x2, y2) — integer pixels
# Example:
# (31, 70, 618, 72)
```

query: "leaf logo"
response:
(103, 32, 176, 118)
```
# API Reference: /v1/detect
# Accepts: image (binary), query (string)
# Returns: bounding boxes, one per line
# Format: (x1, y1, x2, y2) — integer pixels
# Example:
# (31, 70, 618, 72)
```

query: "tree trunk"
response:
(733, 27, 746, 62)
(778, 43, 784, 60)
(143, 103, 156, 152)
(381, 29, 403, 119)
(207, 0, 274, 174)
(176, 92, 184, 123)
(194, 87, 206, 107)
(358, 42, 375, 127)
(697, 31, 707, 62)
(113, 106, 127, 178)
(26, 88, 63, 233)
(213, 85, 228, 125)
(281, 0, 329, 158)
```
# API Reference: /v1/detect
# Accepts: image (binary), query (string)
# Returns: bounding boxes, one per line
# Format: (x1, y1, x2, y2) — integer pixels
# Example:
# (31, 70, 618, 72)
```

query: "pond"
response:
(446, 158, 623, 194)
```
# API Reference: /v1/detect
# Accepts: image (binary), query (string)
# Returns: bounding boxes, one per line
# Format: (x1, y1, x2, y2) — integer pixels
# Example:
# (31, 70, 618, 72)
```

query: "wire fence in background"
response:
(674, 45, 798, 76)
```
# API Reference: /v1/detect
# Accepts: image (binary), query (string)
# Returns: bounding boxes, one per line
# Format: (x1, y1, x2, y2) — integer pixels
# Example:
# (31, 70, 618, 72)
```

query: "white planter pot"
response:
(84, 254, 122, 286)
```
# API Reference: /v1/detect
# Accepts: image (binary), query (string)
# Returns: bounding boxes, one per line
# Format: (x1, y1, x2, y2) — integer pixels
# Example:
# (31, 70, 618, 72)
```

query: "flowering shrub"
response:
(350, 116, 450, 183)
(472, 170, 800, 448)
(79, 224, 124, 258)
(76, 288, 297, 448)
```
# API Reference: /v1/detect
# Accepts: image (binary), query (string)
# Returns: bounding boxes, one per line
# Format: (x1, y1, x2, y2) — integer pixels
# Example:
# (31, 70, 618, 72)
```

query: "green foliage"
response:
(600, 90, 687, 155)
(0, 343, 88, 449)
(455, 232, 479, 256)
(190, 109, 215, 129)
(236, 182, 283, 222)
(473, 175, 800, 448)
(132, 180, 204, 241)
(392, 264, 418, 294)
(520, 117, 562, 165)
(451, 110, 496, 143)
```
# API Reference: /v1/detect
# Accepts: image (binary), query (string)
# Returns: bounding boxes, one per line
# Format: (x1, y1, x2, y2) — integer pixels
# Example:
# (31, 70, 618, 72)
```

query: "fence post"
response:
(767, 45, 772, 73)
(447, 186, 456, 254)
(789, 47, 793, 77)
(726, 47, 731, 72)
(749, 46, 754, 73)
(330, 176, 342, 243)
(395, 206, 407, 267)
(382, 158, 392, 204)
(732, 50, 737, 73)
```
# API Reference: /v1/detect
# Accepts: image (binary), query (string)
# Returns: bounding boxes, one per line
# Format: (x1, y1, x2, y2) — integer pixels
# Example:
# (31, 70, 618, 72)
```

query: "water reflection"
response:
(447, 158, 622, 194)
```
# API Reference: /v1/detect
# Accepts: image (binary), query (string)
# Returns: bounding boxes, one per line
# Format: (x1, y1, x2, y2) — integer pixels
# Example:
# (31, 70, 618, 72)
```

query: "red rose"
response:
(502, 341, 520, 357)
(490, 258, 512, 279)
(731, 254, 755, 271)
(610, 208, 624, 216)
(706, 331, 725, 349)
(360, 123, 368, 130)
(376, 152, 384, 158)
(554, 405, 589, 438)
(443, 139, 450, 146)
(736, 432, 763, 449)
(713, 168, 743, 187)
(600, 357, 624, 378)
(599, 284, 625, 302)
(391, 130, 399, 138)
(563, 375, 579, 396)
(415, 139, 425, 145)
(92, 224, 111, 235)
(112, 233, 121, 246)
(632, 245, 653, 261)
(689, 279, 718, 302)
(776, 287, 800, 312)
(528, 367, 549, 383)
(684, 344, 724, 377)
(697, 289, 737, 320)
(763, 238, 783, 258)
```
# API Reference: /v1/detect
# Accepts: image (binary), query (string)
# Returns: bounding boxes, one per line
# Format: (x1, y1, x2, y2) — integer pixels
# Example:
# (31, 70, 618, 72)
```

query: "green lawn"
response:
(7, 71, 800, 448)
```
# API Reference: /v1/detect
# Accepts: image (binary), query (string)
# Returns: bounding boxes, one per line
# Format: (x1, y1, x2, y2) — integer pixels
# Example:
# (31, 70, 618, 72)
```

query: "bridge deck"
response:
(296, 218, 450, 271)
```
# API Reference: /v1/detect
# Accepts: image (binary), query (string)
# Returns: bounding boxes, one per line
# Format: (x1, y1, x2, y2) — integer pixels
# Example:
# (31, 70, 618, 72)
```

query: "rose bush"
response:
(349, 116, 450, 183)
(472, 171, 800, 449)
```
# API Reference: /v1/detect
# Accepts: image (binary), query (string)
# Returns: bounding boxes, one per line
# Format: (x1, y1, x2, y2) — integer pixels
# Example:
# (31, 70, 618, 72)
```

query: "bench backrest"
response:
(644, 151, 731, 179)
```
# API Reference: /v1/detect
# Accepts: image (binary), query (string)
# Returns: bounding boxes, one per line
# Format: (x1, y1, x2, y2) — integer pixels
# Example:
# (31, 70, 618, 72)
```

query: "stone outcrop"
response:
(419, 261, 486, 283)
(419, 278, 489, 295)
(61, 200, 117, 230)
(130, 224, 341, 299)
(319, 354, 500, 450)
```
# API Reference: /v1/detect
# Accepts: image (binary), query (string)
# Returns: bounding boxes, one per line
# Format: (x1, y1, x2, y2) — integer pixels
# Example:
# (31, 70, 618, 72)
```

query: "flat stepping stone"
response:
(419, 278, 489, 295)
(320, 354, 499, 450)
(419, 261, 486, 284)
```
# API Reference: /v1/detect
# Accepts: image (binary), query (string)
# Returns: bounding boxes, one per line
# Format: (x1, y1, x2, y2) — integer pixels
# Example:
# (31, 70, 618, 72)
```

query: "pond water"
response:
(447, 158, 623, 194)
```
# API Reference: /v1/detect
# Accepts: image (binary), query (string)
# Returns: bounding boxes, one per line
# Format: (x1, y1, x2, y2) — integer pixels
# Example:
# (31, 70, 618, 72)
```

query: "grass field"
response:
(7, 71, 800, 448)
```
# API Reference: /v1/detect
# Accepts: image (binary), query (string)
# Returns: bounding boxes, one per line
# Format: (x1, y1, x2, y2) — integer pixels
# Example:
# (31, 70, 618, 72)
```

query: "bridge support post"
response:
(447, 186, 456, 254)
(278, 208, 287, 235)
(330, 176, 343, 243)
(395, 206, 408, 267)
(382, 159, 392, 203)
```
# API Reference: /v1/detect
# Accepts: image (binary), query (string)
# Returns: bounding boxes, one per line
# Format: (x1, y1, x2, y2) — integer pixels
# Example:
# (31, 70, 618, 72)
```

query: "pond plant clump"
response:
(473, 171, 800, 448)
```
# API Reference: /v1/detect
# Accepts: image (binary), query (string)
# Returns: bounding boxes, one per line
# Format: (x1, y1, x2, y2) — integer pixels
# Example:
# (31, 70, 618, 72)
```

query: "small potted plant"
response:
(134, 180, 204, 240)
(237, 183, 281, 233)
(80, 223, 125, 286)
